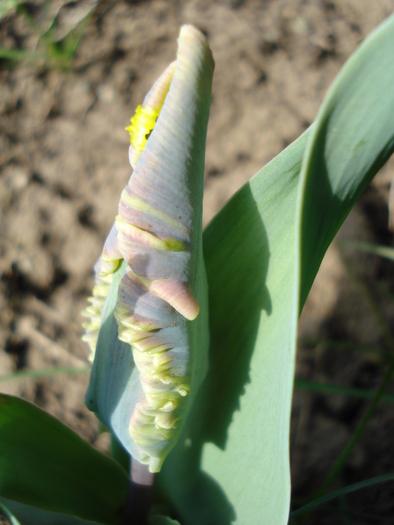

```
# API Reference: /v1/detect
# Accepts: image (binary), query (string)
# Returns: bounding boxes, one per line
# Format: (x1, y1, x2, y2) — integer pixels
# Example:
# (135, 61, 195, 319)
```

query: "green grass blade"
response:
(337, 239, 394, 261)
(0, 48, 45, 61)
(0, 394, 129, 524)
(290, 473, 394, 518)
(0, 366, 90, 382)
(294, 378, 394, 403)
(316, 354, 394, 498)
(298, 338, 386, 356)
(41, 9, 93, 69)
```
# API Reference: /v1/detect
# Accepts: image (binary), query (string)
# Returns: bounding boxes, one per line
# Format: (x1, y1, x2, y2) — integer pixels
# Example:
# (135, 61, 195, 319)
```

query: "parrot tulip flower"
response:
(83, 25, 214, 475)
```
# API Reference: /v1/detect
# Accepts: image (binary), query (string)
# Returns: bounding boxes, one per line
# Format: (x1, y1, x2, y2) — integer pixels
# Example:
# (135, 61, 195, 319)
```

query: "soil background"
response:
(1, 1, 394, 524)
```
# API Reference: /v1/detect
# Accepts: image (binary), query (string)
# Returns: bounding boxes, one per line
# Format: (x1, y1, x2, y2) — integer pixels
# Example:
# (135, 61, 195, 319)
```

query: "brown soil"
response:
(1, 1, 394, 524)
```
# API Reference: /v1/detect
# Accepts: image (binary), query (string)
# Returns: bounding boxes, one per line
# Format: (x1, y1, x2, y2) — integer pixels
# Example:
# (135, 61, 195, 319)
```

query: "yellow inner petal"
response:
(126, 104, 161, 153)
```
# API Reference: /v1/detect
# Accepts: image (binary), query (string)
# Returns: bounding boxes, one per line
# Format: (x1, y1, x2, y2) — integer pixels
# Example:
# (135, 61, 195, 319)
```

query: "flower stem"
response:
(120, 459, 156, 525)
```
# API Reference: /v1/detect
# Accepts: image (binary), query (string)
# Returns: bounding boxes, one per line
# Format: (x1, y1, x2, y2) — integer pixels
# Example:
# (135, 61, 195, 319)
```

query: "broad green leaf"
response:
(158, 122, 309, 525)
(157, 14, 394, 525)
(0, 394, 129, 524)
(296, 14, 394, 307)
(1, 498, 99, 525)
(149, 516, 181, 525)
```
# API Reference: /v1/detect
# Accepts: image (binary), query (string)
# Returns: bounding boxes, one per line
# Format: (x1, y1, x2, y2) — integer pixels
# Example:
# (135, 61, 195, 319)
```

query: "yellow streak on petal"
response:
(116, 215, 185, 251)
(119, 191, 189, 239)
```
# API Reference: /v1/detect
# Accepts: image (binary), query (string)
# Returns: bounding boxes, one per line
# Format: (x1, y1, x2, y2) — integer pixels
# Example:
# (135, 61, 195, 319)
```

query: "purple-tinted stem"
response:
(120, 459, 156, 525)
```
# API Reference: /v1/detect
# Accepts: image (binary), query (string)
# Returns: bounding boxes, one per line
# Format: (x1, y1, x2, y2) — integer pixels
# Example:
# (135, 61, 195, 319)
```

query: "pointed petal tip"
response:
(178, 24, 214, 64)
(148, 279, 200, 321)
(179, 24, 208, 44)
(148, 456, 163, 473)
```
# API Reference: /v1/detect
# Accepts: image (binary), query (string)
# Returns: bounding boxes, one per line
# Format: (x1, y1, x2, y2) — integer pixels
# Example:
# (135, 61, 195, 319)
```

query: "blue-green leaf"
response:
(157, 14, 394, 525)
(158, 127, 309, 525)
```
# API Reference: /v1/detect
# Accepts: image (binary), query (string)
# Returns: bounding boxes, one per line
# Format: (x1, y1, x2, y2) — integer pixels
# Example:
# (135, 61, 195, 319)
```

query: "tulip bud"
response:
(83, 25, 213, 473)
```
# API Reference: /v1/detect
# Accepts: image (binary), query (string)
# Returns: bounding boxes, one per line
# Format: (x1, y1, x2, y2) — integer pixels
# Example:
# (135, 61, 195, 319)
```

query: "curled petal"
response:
(82, 225, 122, 361)
(148, 279, 200, 321)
